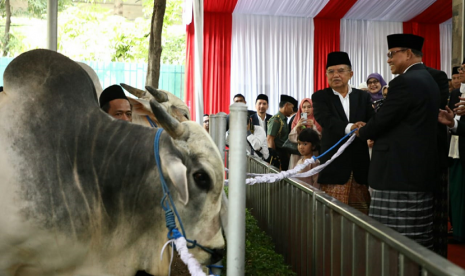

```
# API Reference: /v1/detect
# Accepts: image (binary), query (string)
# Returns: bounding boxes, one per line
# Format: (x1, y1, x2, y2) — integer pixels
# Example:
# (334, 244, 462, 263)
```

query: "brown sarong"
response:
(320, 173, 371, 215)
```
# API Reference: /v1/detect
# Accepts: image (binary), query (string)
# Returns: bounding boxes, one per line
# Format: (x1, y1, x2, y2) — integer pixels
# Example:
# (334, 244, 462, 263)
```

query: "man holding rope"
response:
(357, 34, 439, 249)
(312, 51, 373, 214)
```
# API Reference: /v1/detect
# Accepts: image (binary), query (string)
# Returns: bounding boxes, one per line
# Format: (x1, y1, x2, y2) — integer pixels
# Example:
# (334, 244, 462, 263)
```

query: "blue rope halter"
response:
(313, 128, 357, 160)
(153, 128, 215, 255)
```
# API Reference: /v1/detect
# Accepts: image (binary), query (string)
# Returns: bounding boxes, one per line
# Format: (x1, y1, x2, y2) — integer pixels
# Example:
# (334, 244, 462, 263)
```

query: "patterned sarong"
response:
(369, 189, 434, 249)
(320, 173, 370, 215)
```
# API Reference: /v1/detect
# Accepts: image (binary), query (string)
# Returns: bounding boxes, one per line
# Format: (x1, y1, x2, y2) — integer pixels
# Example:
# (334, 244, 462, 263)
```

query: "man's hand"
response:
(454, 97, 465, 116)
(351, 121, 366, 131)
(438, 106, 455, 128)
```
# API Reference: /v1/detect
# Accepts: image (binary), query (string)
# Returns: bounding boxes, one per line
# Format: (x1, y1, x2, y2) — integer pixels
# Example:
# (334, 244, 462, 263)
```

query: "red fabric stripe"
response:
(203, 12, 233, 115)
(205, 0, 237, 13)
(317, 0, 359, 19)
(313, 0, 358, 91)
(403, 0, 451, 70)
(403, 22, 441, 69)
(313, 18, 341, 91)
(406, 0, 452, 24)
(185, 0, 238, 119)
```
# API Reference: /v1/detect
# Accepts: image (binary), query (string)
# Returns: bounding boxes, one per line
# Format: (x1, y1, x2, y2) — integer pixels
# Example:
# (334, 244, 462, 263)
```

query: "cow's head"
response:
(148, 91, 225, 268)
(0, 49, 225, 276)
(121, 83, 191, 127)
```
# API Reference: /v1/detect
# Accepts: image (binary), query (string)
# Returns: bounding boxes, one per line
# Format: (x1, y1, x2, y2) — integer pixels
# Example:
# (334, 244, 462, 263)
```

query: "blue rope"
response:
(312, 128, 357, 161)
(206, 264, 223, 276)
(154, 129, 215, 255)
(146, 115, 157, 127)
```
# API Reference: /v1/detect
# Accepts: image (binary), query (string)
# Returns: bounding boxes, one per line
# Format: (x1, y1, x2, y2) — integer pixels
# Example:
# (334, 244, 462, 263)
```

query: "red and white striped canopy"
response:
(185, 0, 452, 117)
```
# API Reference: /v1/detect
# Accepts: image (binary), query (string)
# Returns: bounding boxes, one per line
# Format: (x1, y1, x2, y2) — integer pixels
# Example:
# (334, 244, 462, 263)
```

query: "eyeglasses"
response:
(203, 120, 209, 124)
(387, 49, 407, 59)
(326, 69, 351, 76)
(458, 67, 465, 73)
(367, 79, 379, 85)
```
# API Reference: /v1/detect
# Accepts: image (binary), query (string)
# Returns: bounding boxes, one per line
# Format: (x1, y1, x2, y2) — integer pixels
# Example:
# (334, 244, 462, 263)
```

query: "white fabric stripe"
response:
(440, 20, 452, 77)
(370, 205, 433, 211)
(233, 0, 329, 18)
(368, 214, 433, 220)
(343, 0, 436, 21)
(370, 197, 434, 203)
(370, 188, 432, 195)
(340, 19, 403, 88)
(379, 222, 433, 228)
(231, 14, 314, 115)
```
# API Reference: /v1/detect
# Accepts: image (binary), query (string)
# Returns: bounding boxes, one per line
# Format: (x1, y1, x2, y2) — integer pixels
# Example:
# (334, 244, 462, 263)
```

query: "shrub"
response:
(222, 188, 295, 275)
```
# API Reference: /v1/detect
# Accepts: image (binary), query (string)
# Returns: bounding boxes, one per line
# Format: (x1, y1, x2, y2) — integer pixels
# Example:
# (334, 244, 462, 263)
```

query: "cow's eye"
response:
(193, 171, 211, 191)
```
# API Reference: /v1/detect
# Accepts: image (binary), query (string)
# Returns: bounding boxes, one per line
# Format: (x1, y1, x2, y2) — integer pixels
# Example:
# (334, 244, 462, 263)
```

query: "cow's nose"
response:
(210, 248, 225, 264)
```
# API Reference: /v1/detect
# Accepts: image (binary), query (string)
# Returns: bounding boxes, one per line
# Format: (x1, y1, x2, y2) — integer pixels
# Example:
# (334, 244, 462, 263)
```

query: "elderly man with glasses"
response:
(312, 51, 374, 215)
(357, 34, 440, 250)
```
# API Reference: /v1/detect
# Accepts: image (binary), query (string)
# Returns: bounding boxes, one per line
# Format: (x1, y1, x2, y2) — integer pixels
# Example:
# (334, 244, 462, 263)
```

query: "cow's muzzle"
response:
(210, 248, 225, 264)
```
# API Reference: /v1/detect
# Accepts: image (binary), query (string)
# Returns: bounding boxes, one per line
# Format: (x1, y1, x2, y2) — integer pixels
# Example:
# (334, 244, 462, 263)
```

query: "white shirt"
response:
(332, 85, 353, 134)
(256, 113, 266, 130)
(448, 83, 465, 158)
(403, 62, 423, 73)
(225, 125, 269, 160)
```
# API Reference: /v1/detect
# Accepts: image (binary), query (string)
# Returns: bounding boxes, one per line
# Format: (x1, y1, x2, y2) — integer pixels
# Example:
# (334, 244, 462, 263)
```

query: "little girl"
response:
(294, 128, 321, 188)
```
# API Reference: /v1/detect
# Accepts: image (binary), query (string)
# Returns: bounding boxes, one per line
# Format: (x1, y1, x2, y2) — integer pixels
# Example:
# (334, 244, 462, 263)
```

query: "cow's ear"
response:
(128, 97, 152, 116)
(163, 156, 189, 205)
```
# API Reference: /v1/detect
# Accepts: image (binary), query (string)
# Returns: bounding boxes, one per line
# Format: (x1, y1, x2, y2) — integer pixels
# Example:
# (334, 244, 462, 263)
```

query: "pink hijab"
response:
(291, 98, 322, 133)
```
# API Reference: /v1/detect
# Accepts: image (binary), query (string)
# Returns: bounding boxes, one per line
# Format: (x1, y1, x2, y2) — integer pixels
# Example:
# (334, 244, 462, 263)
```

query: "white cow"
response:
(0, 49, 225, 276)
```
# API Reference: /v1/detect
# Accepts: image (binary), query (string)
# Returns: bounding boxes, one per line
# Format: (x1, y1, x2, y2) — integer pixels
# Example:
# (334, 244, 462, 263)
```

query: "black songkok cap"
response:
(453, 66, 460, 75)
(280, 95, 297, 108)
(256, 94, 268, 103)
(326, 51, 352, 69)
(462, 58, 465, 65)
(0, 86, 3, 93)
(99, 85, 128, 108)
(387, 34, 424, 52)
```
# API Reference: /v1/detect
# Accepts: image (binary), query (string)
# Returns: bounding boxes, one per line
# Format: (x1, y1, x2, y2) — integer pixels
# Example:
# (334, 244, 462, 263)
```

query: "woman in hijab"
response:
(366, 73, 387, 103)
(287, 98, 321, 170)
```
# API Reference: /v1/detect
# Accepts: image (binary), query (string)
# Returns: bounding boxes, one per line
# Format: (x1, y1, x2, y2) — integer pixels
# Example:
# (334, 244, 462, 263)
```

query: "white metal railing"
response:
(245, 156, 465, 276)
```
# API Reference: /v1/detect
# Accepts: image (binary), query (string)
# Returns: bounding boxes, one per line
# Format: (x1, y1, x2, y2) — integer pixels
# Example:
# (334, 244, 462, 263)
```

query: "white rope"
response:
(159, 234, 213, 276)
(174, 236, 212, 276)
(160, 239, 175, 276)
(224, 134, 356, 185)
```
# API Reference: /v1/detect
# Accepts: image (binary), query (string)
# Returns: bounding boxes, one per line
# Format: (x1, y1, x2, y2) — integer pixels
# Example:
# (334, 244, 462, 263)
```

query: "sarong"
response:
(432, 168, 448, 257)
(369, 189, 434, 249)
(320, 173, 370, 215)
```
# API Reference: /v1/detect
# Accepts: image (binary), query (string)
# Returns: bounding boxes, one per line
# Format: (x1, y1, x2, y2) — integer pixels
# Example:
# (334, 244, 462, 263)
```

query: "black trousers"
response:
(276, 147, 290, 171)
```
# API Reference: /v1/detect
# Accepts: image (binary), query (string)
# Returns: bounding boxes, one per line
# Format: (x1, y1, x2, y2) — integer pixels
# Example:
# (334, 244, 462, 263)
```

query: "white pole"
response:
(216, 112, 227, 163)
(47, 0, 58, 51)
(210, 114, 218, 143)
(227, 103, 247, 276)
(192, 0, 204, 124)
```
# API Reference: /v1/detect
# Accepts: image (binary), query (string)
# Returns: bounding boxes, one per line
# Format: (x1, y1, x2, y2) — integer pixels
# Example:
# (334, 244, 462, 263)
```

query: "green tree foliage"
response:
(142, 0, 185, 64)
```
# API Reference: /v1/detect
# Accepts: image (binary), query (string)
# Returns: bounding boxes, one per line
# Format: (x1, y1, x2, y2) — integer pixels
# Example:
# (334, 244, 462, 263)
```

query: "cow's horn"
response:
(120, 83, 147, 99)
(145, 86, 169, 103)
(149, 98, 187, 139)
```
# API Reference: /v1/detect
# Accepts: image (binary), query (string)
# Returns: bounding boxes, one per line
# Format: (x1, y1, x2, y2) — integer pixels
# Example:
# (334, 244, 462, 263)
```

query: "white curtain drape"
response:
(230, 14, 314, 115)
(233, 0, 329, 17)
(440, 19, 452, 77)
(343, 0, 435, 21)
(340, 19, 403, 87)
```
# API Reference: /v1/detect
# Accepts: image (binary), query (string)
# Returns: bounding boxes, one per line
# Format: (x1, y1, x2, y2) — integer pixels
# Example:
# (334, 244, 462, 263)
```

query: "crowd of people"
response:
(94, 33, 464, 260)
(212, 33, 465, 258)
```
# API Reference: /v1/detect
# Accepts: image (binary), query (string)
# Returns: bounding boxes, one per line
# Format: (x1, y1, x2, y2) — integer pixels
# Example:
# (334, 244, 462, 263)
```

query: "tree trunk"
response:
(114, 0, 123, 16)
(3, 0, 11, 57)
(145, 0, 166, 88)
